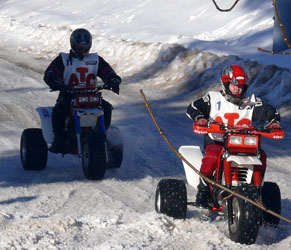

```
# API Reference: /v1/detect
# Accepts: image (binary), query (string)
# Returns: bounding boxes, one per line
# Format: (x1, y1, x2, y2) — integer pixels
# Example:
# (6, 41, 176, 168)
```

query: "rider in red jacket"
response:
(44, 28, 121, 153)
(186, 65, 281, 208)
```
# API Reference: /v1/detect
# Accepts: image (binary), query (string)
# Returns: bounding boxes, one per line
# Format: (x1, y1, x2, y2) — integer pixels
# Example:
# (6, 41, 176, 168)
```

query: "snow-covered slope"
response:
(1, 0, 291, 68)
(0, 0, 290, 249)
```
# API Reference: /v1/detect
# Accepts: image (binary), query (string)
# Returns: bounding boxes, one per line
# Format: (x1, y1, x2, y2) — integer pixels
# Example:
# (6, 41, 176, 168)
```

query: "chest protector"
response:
(60, 53, 100, 88)
(208, 91, 254, 141)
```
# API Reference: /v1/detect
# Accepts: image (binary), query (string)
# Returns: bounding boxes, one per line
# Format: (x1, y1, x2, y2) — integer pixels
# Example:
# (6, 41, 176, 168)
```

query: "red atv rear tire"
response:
(262, 182, 281, 227)
(155, 179, 187, 219)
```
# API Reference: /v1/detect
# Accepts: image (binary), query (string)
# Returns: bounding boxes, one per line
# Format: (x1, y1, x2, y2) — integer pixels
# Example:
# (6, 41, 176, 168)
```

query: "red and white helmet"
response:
(221, 65, 249, 99)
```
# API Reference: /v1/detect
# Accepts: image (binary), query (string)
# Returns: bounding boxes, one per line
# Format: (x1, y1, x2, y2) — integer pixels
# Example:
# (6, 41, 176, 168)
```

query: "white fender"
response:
(77, 107, 103, 127)
(36, 107, 54, 144)
(178, 145, 203, 189)
(226, 155, 262, 165)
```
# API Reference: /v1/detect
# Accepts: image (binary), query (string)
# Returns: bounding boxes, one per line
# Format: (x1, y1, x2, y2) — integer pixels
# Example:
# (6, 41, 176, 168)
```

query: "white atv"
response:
(20, 85, 123, 180)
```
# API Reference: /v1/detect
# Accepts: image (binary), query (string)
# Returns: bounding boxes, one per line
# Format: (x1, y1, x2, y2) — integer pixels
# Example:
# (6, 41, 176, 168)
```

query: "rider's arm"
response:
(252, 97, 280, 125)
(186, 94, 211, 121)
(43, 55, 65, 90)
(97, 56, 121, 84)
(97, 56, 121, 94)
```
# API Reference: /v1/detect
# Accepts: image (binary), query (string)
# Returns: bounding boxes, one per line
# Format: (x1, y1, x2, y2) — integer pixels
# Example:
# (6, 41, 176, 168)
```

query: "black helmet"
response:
(70, 28, 92, 60)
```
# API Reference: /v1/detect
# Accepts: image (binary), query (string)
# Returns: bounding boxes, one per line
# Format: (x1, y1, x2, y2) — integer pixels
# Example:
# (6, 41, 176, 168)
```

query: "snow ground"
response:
(0, 0, 290, 249)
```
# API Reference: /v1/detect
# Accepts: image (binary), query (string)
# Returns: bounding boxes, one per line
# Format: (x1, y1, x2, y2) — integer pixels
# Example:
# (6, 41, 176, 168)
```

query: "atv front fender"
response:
(226, 155, 262, 165)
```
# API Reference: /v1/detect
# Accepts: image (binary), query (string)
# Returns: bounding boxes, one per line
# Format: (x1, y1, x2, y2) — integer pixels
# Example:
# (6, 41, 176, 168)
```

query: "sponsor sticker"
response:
(85, 61, 98, 65)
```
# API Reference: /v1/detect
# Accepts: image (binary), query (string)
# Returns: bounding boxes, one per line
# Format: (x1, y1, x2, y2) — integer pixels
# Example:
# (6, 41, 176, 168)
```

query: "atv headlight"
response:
(229, 136, 242, 145)
(78, 96, 88, 103)
(244, 136, 257, 146)
(90, 96, 100, 102)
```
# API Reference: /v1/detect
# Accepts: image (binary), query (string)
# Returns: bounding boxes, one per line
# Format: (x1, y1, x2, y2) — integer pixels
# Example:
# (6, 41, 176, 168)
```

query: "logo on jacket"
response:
(215, 113, 251, 126)
(41, 108, 50, 117)
(85, 61, 98, 65)
(69, 67, 96, 86)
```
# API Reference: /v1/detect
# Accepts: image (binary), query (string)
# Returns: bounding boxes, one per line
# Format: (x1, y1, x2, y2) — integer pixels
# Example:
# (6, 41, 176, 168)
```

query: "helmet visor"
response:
(73, 44, 90, 59)
(74, 44, 90, 52)
(232, 76, 249, 85)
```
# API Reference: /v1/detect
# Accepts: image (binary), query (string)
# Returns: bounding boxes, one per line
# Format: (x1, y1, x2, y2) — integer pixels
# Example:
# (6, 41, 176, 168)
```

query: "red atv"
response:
(155, 121, 284, 245)
(20, 85, 123, 180)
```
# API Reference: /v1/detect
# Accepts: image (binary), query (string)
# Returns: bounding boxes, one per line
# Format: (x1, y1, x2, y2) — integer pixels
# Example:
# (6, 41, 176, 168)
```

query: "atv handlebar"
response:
(193, 121, 285, 140)
(50, 84, 109, 93)
(66, 85, 107, 94)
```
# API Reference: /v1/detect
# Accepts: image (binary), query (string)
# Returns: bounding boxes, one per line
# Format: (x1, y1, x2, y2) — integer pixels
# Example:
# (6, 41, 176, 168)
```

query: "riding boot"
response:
(196, 177, 210, 208)
(49, 134, 66, 154)
(49, 103, 67, 154)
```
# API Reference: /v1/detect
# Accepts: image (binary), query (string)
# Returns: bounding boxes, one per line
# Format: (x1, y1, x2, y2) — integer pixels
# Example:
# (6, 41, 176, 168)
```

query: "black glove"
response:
(44, 71, 61, 91)
(49, 80, 61, 91)
(50, 81, 71, 91)
(50, 80, 72, 92)
(107, 78, 121, 94)
(58, 84, 72, 92)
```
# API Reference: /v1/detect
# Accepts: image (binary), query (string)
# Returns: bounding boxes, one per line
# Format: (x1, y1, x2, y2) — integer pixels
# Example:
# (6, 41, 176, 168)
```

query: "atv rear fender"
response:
(36, 107, 54, 144)
(178, 145, 203, 189)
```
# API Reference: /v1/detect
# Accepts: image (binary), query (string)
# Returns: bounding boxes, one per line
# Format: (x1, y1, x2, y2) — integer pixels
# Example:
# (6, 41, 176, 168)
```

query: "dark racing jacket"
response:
(43, 50, 121, 92)
(186, 90, 281, 147)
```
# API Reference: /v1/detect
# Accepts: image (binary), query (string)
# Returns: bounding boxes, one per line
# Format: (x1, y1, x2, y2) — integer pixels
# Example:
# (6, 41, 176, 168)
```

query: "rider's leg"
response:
(102, 99, 113, 130)
(260, 149, 267, 176)
(196, 143, 223, 207)
(50, 95, 71, 153)
(196, 177, 211, 208)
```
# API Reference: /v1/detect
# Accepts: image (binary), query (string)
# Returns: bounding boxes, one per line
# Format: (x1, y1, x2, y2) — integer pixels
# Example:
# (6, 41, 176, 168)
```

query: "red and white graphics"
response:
(61, 53, 99, 88)
(208, 91, 254, 141)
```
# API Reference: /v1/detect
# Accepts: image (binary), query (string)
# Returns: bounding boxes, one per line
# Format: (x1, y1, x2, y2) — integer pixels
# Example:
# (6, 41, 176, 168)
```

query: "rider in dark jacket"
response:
(186, 65, 281, 208)
(44, 28, 121, 154)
